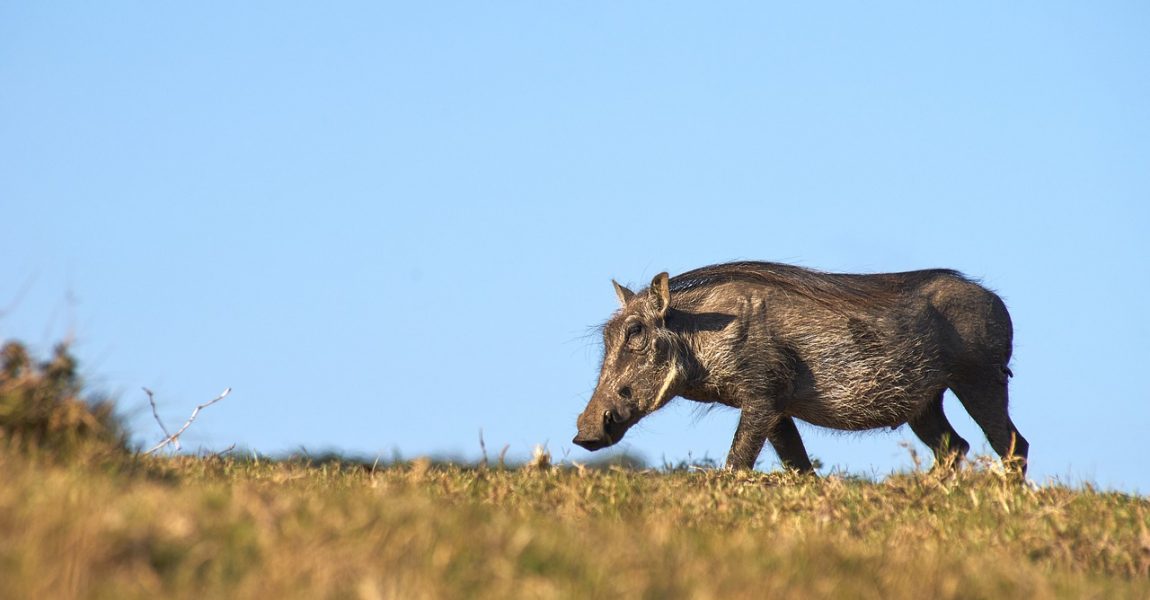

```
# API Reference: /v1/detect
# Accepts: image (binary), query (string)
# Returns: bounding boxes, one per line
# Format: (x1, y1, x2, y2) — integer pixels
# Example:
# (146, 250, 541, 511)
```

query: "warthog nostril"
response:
(618, 386, 632, 399)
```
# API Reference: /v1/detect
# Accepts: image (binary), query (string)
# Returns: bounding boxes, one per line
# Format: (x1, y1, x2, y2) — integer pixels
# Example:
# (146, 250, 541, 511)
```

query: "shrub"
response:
(0, 340, 126, 457)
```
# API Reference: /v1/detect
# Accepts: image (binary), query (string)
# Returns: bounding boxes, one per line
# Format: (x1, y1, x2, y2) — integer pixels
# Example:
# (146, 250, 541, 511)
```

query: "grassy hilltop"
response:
(2, 341, 1148, 599)
(3, 454, 1149, 599)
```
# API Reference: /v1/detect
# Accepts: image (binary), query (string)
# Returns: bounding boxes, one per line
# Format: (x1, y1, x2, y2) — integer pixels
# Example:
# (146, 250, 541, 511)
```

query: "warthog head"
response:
(573, 273, 685, 451)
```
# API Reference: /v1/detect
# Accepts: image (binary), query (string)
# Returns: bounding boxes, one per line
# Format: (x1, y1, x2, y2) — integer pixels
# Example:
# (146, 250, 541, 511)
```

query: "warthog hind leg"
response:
(908, 390, 970, 470)
(766, 416, 814, 473)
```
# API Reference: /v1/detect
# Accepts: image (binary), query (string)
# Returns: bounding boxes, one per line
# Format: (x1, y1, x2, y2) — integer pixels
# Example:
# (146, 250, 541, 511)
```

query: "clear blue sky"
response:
(3, 3, 1147, 491)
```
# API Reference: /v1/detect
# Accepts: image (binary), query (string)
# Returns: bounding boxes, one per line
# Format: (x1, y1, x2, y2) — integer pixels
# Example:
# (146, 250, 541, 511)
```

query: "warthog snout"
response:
(571, 432, 609, 451)
(572, 402, 636, 451)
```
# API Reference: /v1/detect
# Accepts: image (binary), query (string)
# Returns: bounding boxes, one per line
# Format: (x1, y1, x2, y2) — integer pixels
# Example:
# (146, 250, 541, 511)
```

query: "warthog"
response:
(573, 261, 1028, 474)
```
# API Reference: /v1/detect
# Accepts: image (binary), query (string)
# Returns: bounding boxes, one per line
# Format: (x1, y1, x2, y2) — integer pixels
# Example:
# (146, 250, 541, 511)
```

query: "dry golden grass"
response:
(1, 451, 1147, 600)
(2, 338, 1146, 597)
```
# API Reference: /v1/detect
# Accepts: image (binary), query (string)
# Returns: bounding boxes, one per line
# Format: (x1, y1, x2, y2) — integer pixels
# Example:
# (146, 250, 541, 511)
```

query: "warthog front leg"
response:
(726, 409, 769, 470)
(727, 410, 813, 473)
(950, 377, 1028, 476)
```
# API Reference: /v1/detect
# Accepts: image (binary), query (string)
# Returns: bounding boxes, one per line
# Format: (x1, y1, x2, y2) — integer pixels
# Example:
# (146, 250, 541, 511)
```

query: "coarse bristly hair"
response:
(575, 260, 1028, 476)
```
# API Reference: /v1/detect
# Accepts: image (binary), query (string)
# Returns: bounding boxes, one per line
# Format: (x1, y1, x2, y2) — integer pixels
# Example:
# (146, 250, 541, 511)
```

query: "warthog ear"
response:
(612, 280, 635, 306)
(650, 272, 671, 317)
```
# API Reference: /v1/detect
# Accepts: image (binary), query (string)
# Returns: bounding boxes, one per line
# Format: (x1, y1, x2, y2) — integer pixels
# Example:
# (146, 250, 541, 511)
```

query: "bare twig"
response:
(479, 428, 488, 468)
(0, 273, 37, 320)
(208, 444, 236, 459)
(144, 387, 232, 455)
(143, 387, 174, 445)
(498, 444, 510, 469)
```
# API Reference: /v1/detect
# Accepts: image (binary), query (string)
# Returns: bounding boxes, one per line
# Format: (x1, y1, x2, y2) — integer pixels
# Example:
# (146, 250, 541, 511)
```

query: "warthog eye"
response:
(625, 322, 643, 342)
